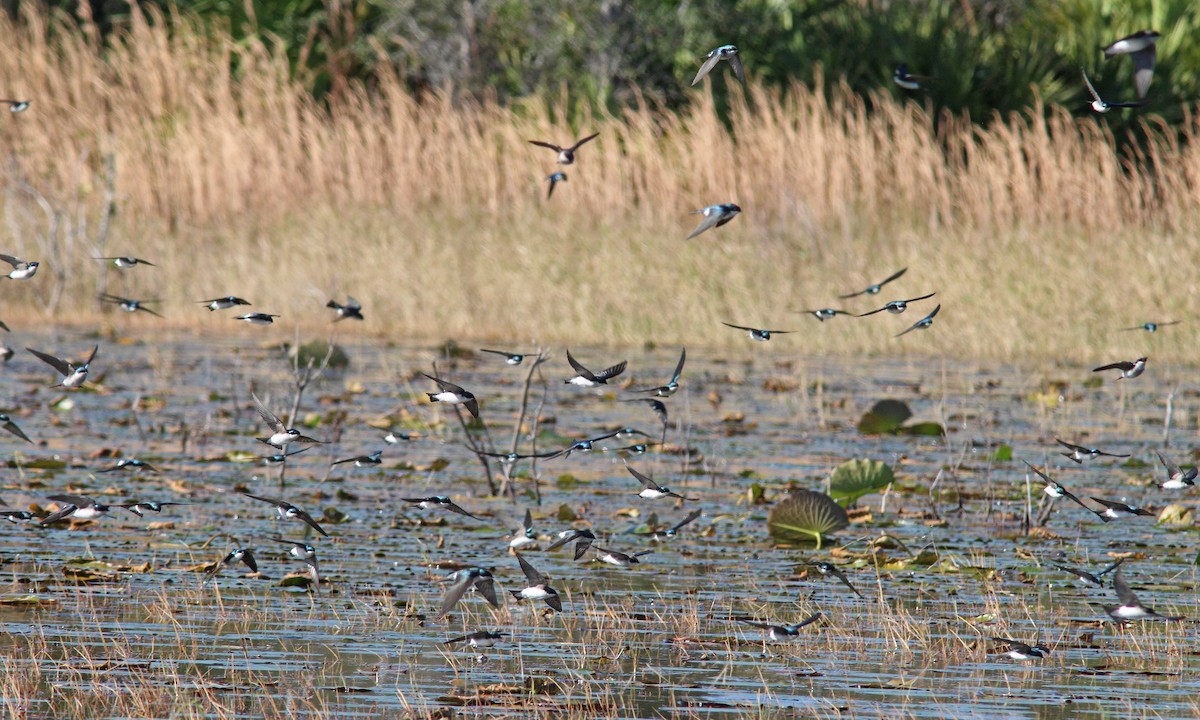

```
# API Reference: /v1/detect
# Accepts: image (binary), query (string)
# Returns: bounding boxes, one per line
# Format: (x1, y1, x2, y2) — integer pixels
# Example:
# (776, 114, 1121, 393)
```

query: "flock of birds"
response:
(0, 31, 1186, 700)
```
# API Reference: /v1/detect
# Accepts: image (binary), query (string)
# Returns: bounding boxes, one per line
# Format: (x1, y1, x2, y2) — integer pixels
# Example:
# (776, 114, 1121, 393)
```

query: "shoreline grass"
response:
(0, 7, 1197, 360)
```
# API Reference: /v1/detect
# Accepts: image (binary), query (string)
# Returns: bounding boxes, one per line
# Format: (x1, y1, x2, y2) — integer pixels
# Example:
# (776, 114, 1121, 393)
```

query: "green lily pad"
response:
(990, 444, 1013, 462)
(829, 458, 894, 506)
(857, 400, 911, 434)
(767, 489, 848, 549)
(899, 422, 945, 437)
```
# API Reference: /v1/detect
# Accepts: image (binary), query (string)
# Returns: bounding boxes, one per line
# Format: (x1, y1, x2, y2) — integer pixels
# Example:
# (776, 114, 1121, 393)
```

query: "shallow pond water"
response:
(0, 332, 1197, 719)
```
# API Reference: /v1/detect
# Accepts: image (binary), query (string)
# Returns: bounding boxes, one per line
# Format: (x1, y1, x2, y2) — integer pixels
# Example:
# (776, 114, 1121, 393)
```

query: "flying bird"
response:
(1090, 496, 1153, 522)
(692, 45, 745, 86)
(27, 345, 98, 389)
(686, 203, 741, 239)
(626, 463, 693, 500)
(251, 392, 323, 448)
(234, 313, 279, 325)
(564, 350, 627, 387)
(990, 637, 1050, 661)
(1104, 567, 1182, 621)
(510, 552, 561, 611)
(528, 132, 600, 165)
(1081, 68, 1142, 113)
(1102, 30, 1160, 98)
(1051, 557, 1125, 588)
(0, 100, 28, 112)
(403, 496, 482, 520)
(892, 65, 929, 91)
(808, 561, 865, 599)
(326, 297, 363, 321)
(856, 292, 937, 317)
(839, 268, 907, 299)
(479, 348, 526, 365)
(243, 493, 329, 536)
(799, 308, 851, 321)
(199, 296, 251, 311)
(629, 348, 685, 397)
(894, 304, 941, 338)
(1055, 438, 1130, 463)
(1092, 356, 1147, 379)
(546, 171, 566, 199)
(94, 256, 156, 269)
(0, 254, 37, 280)
(421, 373, 480, 418)
(438, 567, 500, 617)
(544, 528, 597, 560)
(738, 612, 822, 642)
(1154, 450, 1197, 490)
(99, 293, 163, 318)
(0, 413, 31, 443)
(1120, 321, 1178, 332)
(721, 322, 792, 341)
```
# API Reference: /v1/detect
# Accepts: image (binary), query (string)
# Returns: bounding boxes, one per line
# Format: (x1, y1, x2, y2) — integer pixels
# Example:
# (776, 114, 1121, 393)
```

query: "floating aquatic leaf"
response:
(1157, 503, 1192, 527)
(556, 504, 577, 522)
(767, 489, 848, 549)
(0, 595, 55, 606)
(990, 444, 1013, 462)
(829, 458, 894, 506)
(292, 341, 349, 369)
(899, 421, 945, 437)
(10, 458, 67, 470)
(857, 400, 912, 434)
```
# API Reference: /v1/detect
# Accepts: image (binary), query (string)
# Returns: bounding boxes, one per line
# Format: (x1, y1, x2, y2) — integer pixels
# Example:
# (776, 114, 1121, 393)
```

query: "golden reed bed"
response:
(0, 6, 1197, 360)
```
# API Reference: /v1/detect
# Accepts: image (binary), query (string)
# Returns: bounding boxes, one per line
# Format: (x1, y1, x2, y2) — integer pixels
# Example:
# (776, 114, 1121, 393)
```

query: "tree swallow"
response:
(259, 447, 312, 465)
(99, 293, 163, 317)
(555, 429, 623, 458)
(1102, 30, 1160, 98)
(1120, 321, 1178, 332)
(510, 552, 561, 611)
(383, 429, 416, 444)
(544, 528, 597, 560)
(443, 630, 506, 648)
(330, 450, 383, 468)
(637, 508, 702, 541)
(0, 254, 37, 280)
(738, 612, 822, 642)
(326, 297, 363, 321)
(270, 538, 320, 585)
(800, 308, 851, 321)
(508, 509, 537, 550)
(808, 561, 865, 599)
(686, 203, 741, 239)
(626, 463, 693, 500)
(115, 500, 184, 517)
(243, 493, 329, 536)
(839, 268, 907, 298)
(41, 494, 110, 524)
(1023, 460, 1093, 513)
(591, 546, 653, 567)
(438, 566, 500, 616)
(528, 133, 599, 165)
(1105, 567, 1181, 621)
(892, 64, 929, 91)
(97, 458, 159, 474)
(421, 373, 480, 418)
(692, 45, 745, 86)
(235, 313, 279, 325)
(894, 304, 941, 338)
(1090, 496, 1153, 522)
(27, 345, 98, 389)
(1055, 438, 1130, 463)
(199, 296, 251, 311)
(206, 547, 258, 578)
(1154, 450, 1197, 490)
(856, 292, 937, 317)
(990, 637, 1050, 660)
(564, 350, 627, 387)
(251, 392, 323, 448)
(721, 322, 791, 341)
(95, 256, 155, 269)
(1051, 557, 1125, 588)
(478, 448, 564, 465)
(546, 171, 566, 199)
(1081, 67, 1143, 113)
(403, 496, 482, 520)
(1093, 356, 1147, 379)
(479, 348, 525, 365)
(0, 413, 31, 443)
(630, 348, 685, 397)
(0, 100, 28, 112)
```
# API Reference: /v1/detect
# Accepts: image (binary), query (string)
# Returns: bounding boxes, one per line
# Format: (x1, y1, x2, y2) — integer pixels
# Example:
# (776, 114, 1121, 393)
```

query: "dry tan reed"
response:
(0, 6, 1197, 359)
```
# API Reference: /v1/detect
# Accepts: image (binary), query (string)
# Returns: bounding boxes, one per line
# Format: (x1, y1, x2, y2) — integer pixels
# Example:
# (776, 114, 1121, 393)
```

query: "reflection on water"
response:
(0, 332, 1196, 718)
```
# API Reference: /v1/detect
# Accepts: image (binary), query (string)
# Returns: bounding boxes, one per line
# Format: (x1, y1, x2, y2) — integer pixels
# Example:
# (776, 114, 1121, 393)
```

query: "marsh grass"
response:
(0, 7, 1196, 358)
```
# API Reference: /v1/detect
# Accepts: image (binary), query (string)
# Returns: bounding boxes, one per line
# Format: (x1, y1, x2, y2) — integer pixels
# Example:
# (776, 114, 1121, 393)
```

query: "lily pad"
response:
(829, 458, 894, 506)
(767, 489, 848, 549)
(1157, 503, 1192, 527)
(857, 400, 911, 434)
